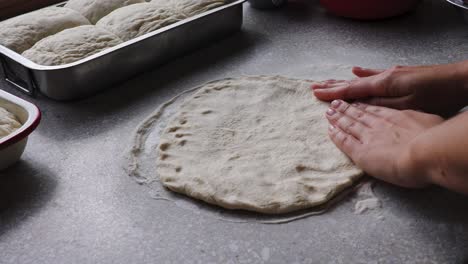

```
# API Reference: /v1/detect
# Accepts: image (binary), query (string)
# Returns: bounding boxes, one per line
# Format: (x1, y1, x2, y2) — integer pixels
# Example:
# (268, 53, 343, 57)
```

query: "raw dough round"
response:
(22, 25, 123, 66)
(96, 3, 185, 42)
(150, 0, 226, 18)
(156, 76, 363, 214)
(0, 107, 21, 139)
(65, 0, 145, 24)
(0, 7, 90, 53)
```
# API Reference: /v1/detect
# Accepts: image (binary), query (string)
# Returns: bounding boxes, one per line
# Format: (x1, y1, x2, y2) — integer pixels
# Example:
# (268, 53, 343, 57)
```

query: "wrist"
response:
(449, 60, 468, 95)
(397, 136, 439, 187)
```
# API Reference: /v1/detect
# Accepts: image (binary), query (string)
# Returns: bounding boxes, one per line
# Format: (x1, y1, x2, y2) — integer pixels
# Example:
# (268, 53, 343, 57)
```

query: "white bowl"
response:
(0, 89, 41, 170)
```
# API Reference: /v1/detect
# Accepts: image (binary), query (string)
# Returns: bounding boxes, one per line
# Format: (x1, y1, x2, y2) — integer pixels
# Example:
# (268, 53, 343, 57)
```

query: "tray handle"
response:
(0, 56, 37, 96)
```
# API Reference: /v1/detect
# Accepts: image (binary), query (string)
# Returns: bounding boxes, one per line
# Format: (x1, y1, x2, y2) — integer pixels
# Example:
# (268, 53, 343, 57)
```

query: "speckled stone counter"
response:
(1, 1, 467, 263)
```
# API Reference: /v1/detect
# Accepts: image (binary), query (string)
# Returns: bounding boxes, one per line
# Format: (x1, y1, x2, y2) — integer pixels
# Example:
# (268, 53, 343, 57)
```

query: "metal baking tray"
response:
(0, 0, 245, 100)
(446, 0, 468, 23)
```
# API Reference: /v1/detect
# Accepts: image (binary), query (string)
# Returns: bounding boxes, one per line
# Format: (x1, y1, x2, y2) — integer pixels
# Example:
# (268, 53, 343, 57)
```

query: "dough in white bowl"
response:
(0, 7, 90, 53)
(96, 3, 185, 42)
(151, 0, 225, 18)
(65, 0, 146, 24)
(22, 25, 123, 66)
(0, 107, 21, 139)
(156, 76, 363, 214)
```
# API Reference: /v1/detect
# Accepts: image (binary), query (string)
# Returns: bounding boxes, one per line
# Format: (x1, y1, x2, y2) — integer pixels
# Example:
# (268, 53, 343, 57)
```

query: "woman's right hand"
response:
(312, 62, 468, 116)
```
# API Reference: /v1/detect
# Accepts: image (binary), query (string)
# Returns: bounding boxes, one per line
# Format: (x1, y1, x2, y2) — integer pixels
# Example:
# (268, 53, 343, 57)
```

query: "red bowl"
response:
(319, 0, 421, 20)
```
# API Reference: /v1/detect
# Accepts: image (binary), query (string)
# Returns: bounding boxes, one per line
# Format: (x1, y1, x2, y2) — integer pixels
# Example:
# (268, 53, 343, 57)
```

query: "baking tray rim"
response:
(0, 0, 246, 71)
(446, 0, 468, 9)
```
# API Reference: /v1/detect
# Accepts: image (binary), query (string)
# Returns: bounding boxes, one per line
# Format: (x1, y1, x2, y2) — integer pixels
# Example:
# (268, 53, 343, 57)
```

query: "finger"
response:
(313, 78, 384, 101)
(311, 80, 347, 90)
(329, 100, 378, 127)
(353, 102, 397, 118)
(353, 102, 401, 119)
(352, 66, 385, 78)
(352, 102, 418, 129)
(361, 95, 413, 110)
(313, 84, 351, 101)
(328, 124, 361, 162)
(326, 107, 367, 141)
(319, 82, 349, 89)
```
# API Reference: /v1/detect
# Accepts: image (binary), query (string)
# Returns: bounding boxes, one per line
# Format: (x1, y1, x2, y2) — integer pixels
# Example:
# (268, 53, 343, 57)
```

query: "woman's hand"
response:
(326, 100, 444, 188)
(312, 62, 468, 116)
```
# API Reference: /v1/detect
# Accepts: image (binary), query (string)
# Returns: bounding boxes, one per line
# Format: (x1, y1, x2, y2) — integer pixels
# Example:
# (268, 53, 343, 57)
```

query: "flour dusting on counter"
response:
(354, 181, 383, 217)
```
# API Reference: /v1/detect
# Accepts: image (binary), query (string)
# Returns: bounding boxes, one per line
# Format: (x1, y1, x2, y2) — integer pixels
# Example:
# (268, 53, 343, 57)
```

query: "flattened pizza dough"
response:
(65, 0, 145, 24)
(22, 25, 123, 66)
(150, 0, 225, 18)
(156, 76, 363, 214)
(96, 3, 185, 42)
(0, 7, 90, 53)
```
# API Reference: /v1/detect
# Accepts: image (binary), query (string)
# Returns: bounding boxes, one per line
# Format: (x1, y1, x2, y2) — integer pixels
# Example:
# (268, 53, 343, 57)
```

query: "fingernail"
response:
(331, 100, 341, 108)
(351, 102, 359, 107)
(329, 124, 335, 131)
(326, 108, 336, 116)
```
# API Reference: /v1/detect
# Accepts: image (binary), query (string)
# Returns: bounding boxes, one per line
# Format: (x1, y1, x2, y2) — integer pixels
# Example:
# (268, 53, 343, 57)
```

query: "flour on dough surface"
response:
(96, 3, 185, 42)
(156, 76, 363, 214)
(22, 25, 123, 66)
(65, 0, 145, 24)
(151, 0, 225, 18)
(0, 7, 90, 53)
(0, 107, 21, 139)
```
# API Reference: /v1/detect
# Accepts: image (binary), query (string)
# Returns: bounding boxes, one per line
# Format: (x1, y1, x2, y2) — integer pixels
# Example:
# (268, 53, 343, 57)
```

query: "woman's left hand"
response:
(312, 63, 468, 117)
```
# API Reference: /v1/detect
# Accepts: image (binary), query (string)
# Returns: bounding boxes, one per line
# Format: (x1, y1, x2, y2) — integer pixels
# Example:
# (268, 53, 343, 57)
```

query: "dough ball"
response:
(96, 3, 185, 42)
(65, 0, 146, 24)
(150, 0, 226, 18)
(22, 25, 123, 66)
(0, 7, 91, 53)
(0, 107, 21, 139)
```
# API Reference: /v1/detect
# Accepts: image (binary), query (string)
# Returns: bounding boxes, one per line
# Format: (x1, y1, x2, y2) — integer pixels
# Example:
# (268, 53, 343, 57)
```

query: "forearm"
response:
(404, 111, 468, 194)
(424, 60, 468, 115)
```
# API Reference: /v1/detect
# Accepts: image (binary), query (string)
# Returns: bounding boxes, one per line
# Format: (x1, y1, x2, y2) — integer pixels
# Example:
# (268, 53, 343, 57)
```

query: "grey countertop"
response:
(1, 0, 468, 263)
